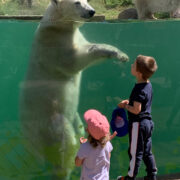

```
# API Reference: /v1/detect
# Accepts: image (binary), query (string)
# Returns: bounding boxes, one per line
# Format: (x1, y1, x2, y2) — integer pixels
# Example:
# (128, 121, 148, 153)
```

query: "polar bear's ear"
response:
(51, 0, 58, 5)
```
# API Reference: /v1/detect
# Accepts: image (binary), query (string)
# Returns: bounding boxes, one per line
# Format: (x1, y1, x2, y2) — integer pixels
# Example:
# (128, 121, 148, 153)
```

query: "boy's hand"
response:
(80, 137, 87, 144)
(118, 99, 129, 108)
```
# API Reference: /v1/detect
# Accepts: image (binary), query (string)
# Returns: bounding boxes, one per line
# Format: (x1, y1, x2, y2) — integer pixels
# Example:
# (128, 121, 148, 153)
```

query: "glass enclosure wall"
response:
(0, 20, 180, 179)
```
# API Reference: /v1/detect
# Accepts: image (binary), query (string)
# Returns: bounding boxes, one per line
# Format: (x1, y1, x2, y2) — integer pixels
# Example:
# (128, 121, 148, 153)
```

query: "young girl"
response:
(75, 109, 116, 180)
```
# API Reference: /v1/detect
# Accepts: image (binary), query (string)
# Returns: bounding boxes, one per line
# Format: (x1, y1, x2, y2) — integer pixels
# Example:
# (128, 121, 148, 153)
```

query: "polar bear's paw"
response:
(117, 52, 129, 62)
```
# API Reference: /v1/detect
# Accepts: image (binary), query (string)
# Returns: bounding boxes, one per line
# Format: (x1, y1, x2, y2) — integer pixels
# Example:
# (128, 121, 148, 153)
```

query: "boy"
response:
(117, 55, 158, 180)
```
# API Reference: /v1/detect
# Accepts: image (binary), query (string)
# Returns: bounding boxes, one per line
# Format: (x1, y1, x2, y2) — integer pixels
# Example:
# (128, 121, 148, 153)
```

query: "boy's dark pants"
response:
(127, 119, 157, 178)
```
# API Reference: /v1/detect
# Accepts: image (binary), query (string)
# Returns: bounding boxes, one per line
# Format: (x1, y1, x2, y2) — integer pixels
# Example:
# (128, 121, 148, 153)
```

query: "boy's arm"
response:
(125, 101, 141, 115)
(75, 156, 84, 167)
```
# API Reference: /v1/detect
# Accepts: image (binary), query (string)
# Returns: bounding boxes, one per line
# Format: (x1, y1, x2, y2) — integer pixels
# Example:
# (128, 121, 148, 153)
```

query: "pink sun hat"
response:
(84, 109, 110, 140)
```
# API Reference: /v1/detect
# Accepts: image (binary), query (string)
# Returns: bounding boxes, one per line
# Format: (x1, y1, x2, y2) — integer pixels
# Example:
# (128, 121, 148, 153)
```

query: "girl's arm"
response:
(110, 131, 117, 140)
(125, 101, 141, 115)
(75, 156, 84, 167)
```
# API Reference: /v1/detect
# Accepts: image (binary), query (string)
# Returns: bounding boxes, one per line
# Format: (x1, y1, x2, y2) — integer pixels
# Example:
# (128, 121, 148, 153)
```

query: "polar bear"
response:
(20, 0, 128, 179)
(133, 0, 180, 19)
(172, 8, 180, 18)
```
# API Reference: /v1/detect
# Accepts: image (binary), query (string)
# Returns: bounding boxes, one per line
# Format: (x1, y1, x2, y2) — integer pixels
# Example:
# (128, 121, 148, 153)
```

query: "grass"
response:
(0, 0, 133, 20)
(0, 0, 49, 15)
(89, 0, 133, 20)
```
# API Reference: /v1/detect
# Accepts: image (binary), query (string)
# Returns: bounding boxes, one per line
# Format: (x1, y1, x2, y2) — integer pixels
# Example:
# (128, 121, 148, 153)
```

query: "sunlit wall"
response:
(0, 20, 180, 179)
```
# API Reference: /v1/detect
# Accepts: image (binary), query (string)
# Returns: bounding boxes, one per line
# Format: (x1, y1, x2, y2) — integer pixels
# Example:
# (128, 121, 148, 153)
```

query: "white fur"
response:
(20, 0, 128, 179)
(133, 0, 180, 19)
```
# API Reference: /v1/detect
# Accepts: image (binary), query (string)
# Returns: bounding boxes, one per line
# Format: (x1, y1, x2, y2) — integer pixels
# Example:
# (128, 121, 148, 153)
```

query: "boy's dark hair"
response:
(136, 55, 158, 80)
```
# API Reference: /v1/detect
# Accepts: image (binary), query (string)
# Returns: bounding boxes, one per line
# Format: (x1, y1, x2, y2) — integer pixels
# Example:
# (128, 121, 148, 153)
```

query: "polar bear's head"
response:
(50, 0, 95, 21)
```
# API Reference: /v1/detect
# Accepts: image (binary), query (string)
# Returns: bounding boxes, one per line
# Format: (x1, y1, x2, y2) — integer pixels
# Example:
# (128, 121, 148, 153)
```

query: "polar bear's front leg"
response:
(75, 43, 129, 71)
(88, 44, 129, 62)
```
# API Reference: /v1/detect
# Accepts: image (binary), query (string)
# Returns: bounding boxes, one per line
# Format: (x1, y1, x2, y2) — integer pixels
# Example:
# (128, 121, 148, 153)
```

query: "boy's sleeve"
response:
(77, 143, 88, 159)
(133, 89, 146, 103)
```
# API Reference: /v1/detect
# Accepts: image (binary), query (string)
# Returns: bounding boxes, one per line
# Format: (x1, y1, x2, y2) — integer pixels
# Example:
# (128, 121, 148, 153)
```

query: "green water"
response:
(0, 20, 180, 179)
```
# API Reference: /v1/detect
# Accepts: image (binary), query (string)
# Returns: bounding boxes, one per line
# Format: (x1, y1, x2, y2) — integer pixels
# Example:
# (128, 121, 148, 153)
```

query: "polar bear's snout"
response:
(88, 10, 95, 17)
(82, 9, 95, 18)
(75, 0, 95, 19)
(80, 2, 95, 19)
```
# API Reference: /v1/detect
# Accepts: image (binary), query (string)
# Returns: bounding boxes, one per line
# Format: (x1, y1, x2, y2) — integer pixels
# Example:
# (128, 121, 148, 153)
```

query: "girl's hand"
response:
(80, 137, 87, 144)
(118, 99, 129, 108)
(110, 131, 117, 140)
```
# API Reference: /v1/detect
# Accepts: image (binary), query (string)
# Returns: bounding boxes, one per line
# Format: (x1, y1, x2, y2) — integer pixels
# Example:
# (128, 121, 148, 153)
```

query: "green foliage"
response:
(104, 0, 133, 6)
(154, 12, 170, 19)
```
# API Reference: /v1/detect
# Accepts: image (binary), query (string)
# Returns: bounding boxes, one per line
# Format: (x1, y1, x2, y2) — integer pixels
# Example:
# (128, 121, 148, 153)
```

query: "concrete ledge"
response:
(0, 15, 105, 21)
(136, 173, 180, 180)
(0, 15, 42, 20)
